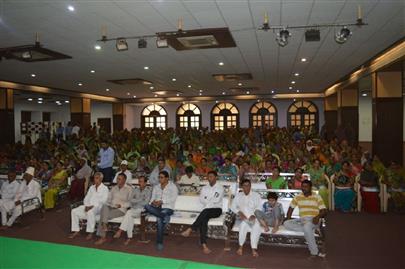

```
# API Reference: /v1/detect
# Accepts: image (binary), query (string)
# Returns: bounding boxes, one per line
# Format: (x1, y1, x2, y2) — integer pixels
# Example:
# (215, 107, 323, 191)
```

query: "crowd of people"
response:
(0, 125, 404, 257)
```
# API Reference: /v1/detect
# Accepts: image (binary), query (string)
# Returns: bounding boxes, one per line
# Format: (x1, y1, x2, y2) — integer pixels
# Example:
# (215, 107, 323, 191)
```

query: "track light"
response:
(138, 39, 147, 48)
(276, 29, 290, 47)
(156, 37, 168, 48)
(116, 38, 128, 51)
(335, 27, 352, 44)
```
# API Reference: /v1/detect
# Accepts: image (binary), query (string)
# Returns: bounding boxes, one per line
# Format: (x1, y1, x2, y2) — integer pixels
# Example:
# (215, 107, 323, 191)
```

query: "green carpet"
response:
(0, 237, 238, 269)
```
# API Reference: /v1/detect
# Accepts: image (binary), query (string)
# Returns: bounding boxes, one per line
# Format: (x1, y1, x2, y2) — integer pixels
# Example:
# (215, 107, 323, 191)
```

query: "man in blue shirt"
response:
(97, 141, 115, 183)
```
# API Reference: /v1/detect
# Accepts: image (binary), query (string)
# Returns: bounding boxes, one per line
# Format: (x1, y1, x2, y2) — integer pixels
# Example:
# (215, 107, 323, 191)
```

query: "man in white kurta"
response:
(112, 160, 132, 184)
(230, 179, 262, 256)
(2, 167, 41, 228)
(69, 172, 109, 240)
(0, 170, 20, 226)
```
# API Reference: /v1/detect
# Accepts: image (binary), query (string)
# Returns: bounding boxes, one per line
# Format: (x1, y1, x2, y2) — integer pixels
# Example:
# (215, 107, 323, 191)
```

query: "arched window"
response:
(141, 104, 167, 129)
(176, 103, 201, 129)
(288, 100, 318, 130)
(211, 102, 239, 130)
(249, 101, 277, 127)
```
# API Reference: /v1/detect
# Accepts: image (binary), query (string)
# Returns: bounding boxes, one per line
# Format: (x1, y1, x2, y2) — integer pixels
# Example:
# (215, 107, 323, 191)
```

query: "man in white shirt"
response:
(71, 123, 80, 137)
(231, 179, 262, 257)
(181, 170, 224, 254)
(1, 167, 41, 229)
(113, 160, 132, 184)
(178, 166, 200, 186)
(144, 170, 178, 251)
(0, 169, 20, 226)
(149, 158, 172, 186)
(69, 172, 109, 240)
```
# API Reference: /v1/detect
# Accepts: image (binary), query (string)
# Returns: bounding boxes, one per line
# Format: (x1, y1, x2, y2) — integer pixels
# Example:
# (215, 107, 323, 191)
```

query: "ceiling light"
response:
(106, 88, 110, 92)
(176, 93, 180, 97)
(199, 93, 202, 96)
(289, 86, 293, 90)
(90, 70, 95, 73)
(37, 101, 43, 104)
(215, 100, 219, 103)
(276, 29, 290, 47)
(127, 92, 130, 96)
(296, 89, 300, 93)
(246, 91, 250, 95)
(21, 51, 32, 59)
(55, 101, 60, 104)
(133, 95, 137, 98)
(156, 37, 169, 48)
(271, 90, 275, 94)
(154, 94, 158, 97)
(94, 44, 101, 50)
(30, 74, 36, 77)
(116, 38, 128, 51)
(238, 82, 242, 86)
(257, 99, 261, 102)
(294, 73, 300, 76)
(78, 83, 83, 86)
(291, 81, 296, 84)
(138, 39, 147, 49)
(149, 86, 154, 90)
(335, 27, 352, 44)
(222, 91, 226, 95)
(301, 58, 307, 62)
(38, 98, 43, 101)
(199, 89, 203, 92)
(362, 93, 367, 97)
(218, 62, 224, 66)
(172, 78, 176, 82)
(65, 100, 70, 103)
(188, 85, 191, 88)
(67, 5, 75, 12)
(28, 98, 33, 101)
(144, 66, 149, 70)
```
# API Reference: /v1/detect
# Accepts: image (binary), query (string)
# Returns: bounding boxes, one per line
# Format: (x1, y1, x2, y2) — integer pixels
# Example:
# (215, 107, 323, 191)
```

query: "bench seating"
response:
(225, 189, 324, 249)
(141, 194, 230, 240)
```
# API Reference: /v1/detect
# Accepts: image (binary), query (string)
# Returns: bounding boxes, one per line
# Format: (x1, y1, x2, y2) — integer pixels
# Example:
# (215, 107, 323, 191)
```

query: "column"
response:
(70, 97, 91, 130)
(0, 89, 14, 145)
(372, 66, 403, 166)
(323, 93, 337, 140)
(113, 103, 124, 132)
(337, 87, 359, 146)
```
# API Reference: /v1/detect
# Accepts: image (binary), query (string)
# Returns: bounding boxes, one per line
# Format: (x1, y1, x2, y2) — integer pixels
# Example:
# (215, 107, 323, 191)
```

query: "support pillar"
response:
(0, 88, 14, 145)
(70, 97, 91, 131)
(337, 87, 359, 146)
(323, 93, 338, 140)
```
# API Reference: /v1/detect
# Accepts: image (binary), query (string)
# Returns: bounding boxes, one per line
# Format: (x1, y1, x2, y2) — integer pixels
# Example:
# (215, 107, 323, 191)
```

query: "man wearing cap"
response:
(0, 169, 20, 226)
(69, 158, 93, 201)
(113, 160, 132, 184)
(97, 141, 115, 183)
(1, 167, 41, 228)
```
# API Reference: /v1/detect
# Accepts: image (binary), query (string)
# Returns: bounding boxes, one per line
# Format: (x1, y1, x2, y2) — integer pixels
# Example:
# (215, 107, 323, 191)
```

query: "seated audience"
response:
(144, 171, 178, 251)
(307, 159, 329, 207)
(113, 160, 132, 184)
(149, 158, 172, 186)
(181, 170, 224, 254)
(195, 158, 211, 177)
(359, 162, 380, 213)
(69, 158, 92, 201)
(0, 169, 20, 226)
(44, 161, 68, 209)
(113, 176, 152, 245)
(219, 157, 238, 181)
(265, 167, 286, 189)
(230, 179, 262, 257)
(288, 168, 305, 189)
(333, 173, 355, 212)
(284, 180, 327, 259)
(177, 166, 200, 186)
(95, 173, 133, 245)
(69, 172, 109, 240)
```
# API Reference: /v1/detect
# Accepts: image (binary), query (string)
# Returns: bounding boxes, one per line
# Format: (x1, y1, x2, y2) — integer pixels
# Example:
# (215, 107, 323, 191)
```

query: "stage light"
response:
(116, 38, 128, 51)
(138, 38, 147, 48)
(335, 27, 352, 44)
(276, 29, 290, 47)
(156, 38, 169, 48)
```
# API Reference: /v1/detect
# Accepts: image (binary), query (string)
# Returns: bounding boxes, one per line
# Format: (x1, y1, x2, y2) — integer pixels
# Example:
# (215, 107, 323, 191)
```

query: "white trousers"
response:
(238, 220, 258, 248)
(119, 208, 142, 238)
(0, 199, 15, 226)
(250, 221, 266, 249)
(71, 205, 98, 233)
(6, 205, 23, 227)
(284, 217, 319, 255)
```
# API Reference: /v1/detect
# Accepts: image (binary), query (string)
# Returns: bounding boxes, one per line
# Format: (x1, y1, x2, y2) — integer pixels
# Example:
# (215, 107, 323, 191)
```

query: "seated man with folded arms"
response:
(95, 173, 133, 245)
(113, 176, 152, 245)
(144, 171, 178, 251)
(69, 172, 109, 240)
(230, 179, 262, 257)
(0, 169, 20, 226)
(181, 170, 224, 254)
(284, 179, 327, 259)
(250, 192, 284, 257)
(0, 167, 41, 229)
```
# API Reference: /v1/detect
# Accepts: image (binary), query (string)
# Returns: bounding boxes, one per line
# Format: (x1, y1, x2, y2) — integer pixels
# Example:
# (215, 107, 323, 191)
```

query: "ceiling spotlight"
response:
(127, 92, 130, 96)
(246, 91, 250, 95)
(38, 101, 43, 104)
(144, 66, 149, 70)
(149, 86, 154, 90)
(116, 38, 128, 51)
(199, 93, 202, 96)
(78, 83, 83, 86)
(38, 98, 43, 101)
(301, 58, 307, 62)
(276, 29, 290, 47)
(154, 94, 158, 97)
(362, 93, 367, 97)
(238, 82, 242, 86)
(28, 98, 33, 101)
(176, 93, 180, 97)
(55, 101, 60, 104)
(289, 86, 293, 90)
(94, 44, 101, 50)
(218, 62, 224, 66)
(335, 27, 352, 44)
(138, 38, 147, 49)
(271, 90, 275, 94)
(30, 74, 36, 77)
(90, 70, 95, 73)
(133, 95, 137, 98)
(172, 78, 176, 82)
(291, 81, 296, 84)
(65, 100, 70, 103)
(199, 89, 203, 92)
(106, 88, 110, 92)
(67, 5, 75, 12)
(294, 73, 300, 76)
(296, 89, 300, 93)
(222, 91, 226, 95)
(188, 85, 192, 88)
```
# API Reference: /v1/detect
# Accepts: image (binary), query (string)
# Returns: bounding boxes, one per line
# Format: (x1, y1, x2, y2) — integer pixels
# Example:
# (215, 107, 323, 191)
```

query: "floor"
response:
(1, 205, 404, 269)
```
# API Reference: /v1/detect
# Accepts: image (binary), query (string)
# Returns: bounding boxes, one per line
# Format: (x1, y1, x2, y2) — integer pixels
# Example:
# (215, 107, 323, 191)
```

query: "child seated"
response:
(254, 192, 284, 233)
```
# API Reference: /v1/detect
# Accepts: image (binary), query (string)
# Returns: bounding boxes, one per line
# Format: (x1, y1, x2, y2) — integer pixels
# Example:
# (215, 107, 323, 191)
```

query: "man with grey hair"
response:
(69, 172, 108, 240)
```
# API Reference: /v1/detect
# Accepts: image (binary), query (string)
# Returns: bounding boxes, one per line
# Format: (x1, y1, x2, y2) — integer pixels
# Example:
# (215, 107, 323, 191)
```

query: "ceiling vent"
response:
(0, 43, 72, 62)
(212, 73, 253, 82)
(108, 78, 153, 85)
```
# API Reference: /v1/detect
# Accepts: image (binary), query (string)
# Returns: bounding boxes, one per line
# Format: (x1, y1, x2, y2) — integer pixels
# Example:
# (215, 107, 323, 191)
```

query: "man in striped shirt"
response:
(284, 179, 327, 259)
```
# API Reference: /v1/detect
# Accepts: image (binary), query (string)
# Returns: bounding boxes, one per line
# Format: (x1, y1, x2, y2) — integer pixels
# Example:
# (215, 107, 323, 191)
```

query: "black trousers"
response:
(191, 208, 222, 244)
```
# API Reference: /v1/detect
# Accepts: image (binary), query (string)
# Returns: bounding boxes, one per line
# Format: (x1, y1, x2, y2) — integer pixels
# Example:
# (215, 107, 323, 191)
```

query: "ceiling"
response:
(0, 0, 404, 99)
